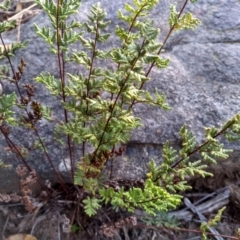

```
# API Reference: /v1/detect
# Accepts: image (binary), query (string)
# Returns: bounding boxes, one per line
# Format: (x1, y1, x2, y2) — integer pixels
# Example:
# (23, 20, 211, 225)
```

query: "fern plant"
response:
(0, 0, 240, 230)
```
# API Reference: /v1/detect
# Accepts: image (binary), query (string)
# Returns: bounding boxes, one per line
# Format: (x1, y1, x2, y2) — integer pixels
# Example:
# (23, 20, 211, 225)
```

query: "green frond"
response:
(177, 12, 201, 30)
(0, 93, 17, 125)
(225, 132, 240, 141)
(41, 105, 52, 121)
(83, 197, 101, 216)
(0, 20, 17, 34)
(163, 141, 178, 165)
(99, 178, 182, 216)
(169, 5, 200, 30)
(34, 73, 62, 96)
(0, 41, 28, 60)
(179, 125, 197, 158)
(0, 0, 10, 10)
(204, 126, 218, 141)
(201, 152, 217, 164)
(200, 207, 226, 239)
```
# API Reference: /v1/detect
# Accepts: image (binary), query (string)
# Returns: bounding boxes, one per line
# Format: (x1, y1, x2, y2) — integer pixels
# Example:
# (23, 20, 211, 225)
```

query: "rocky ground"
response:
(1, 160, 240, 240)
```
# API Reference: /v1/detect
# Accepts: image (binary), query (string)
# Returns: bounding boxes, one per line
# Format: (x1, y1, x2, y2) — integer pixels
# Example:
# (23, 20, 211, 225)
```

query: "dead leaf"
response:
(5, 234, 37, 240)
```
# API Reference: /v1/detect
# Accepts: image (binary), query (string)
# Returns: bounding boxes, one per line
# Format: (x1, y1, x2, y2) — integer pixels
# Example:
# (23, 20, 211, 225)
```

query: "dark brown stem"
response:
(92, 41, 145, 161)
(110, 3, 148, 102)
(82, 18, 100, 158)
(145, 0, 188, 77)
(116, 3, 148, 71)
(56, 0, 74, 181)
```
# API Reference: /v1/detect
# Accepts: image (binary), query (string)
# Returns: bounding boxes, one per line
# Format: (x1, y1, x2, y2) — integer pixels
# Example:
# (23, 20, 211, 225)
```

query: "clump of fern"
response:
(1, 0, 240, 231)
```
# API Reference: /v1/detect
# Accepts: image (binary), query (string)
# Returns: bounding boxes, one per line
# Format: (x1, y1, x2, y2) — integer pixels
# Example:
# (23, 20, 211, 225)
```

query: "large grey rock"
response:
(0, 0, 240, 191)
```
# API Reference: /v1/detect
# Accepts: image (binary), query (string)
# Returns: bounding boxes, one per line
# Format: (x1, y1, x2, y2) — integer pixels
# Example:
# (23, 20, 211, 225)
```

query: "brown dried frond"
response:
(21, 57, 27, 67)
(19, 170, 37, 195)
(22, 195, 37, 212)
(99, 216, 137, 237)
(113, 145, 126, 156)
(20, 100, 42, 125)
(13, 71, 21, 81)
(25, 170, 37, 185)
(20, 180, 32, 195)
(20, 96, 30, 105)
(10, 192, 22, 202)
(18, 57, 27, 74)
(16, 167, 39, 212)
(16, 165, 27, 177)
(22, 84, 35, 98)
(31, 101, 42, 121)
(99, 224, 115, 237)
(0, 193, 11, 203)
(0, 192, 22, 202)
